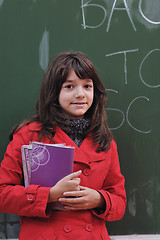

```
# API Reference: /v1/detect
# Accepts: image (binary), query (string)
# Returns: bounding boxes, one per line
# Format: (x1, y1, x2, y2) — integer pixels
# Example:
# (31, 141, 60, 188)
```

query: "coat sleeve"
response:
(92, 140, 127, 221)
(0, 126, 51, 218)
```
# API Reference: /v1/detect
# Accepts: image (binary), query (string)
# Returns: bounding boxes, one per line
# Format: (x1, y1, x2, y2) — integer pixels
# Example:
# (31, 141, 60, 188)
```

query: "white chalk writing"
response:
(139, 0, 160, 25)
(126, 96, 151, 134)
(106, 0, 136, 32)
(81, 0, 160, 31)
(139, 48, 160, 88)
(106, 89, 125, 130)
(81, 0, 107, 29)
(106, 91, 151, 134)
(106, 49, 138, 84)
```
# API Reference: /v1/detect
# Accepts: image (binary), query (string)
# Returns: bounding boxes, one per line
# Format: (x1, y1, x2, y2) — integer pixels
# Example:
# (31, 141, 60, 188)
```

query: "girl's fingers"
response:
(64, 170, 82, 181)
(69, 178, 81, 188)
(63, 190, 85, 197)
(59, 190, 87, 204)
(60, 198, 89, 210)
(64, 206, 80, 210)
(79, 186, 87, 190)
(59, 196, 85, 204)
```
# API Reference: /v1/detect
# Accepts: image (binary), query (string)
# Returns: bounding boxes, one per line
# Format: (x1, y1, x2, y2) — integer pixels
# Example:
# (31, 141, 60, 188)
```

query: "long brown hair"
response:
(10, 51, 113, 152)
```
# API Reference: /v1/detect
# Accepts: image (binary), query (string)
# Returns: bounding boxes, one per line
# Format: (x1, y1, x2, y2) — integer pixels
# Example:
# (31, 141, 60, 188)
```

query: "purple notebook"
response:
(21, 142, 75, 210)
(30, 142, 75, 187)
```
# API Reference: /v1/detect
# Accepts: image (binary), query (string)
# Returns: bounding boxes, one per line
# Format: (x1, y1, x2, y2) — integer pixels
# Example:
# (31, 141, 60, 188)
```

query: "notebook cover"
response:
(30, 142, 75, 187)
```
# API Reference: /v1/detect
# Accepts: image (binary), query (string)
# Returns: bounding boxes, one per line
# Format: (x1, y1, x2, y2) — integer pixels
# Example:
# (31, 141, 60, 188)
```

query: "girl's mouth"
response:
(72, 102, 86, 105)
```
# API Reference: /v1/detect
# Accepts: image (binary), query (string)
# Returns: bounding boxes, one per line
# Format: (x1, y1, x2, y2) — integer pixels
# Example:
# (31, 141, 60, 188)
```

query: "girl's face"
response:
(59, 69, 94, 119)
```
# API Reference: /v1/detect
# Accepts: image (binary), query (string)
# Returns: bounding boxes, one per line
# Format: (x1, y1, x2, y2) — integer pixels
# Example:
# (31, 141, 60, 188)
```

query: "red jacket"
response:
(0, 122, 126, 240)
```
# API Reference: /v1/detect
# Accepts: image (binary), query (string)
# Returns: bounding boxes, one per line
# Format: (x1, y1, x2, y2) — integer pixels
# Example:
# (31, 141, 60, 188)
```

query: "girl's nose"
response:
(75, 86, 85, 98)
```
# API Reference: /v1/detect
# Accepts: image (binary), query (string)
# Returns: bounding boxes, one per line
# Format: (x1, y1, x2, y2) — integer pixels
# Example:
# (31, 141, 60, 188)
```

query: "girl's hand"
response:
(59, 186, 105, 210)
(48, 170, 81, 202)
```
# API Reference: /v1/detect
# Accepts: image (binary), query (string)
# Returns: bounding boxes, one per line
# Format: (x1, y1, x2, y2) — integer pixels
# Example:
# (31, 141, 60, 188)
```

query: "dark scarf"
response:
(58, 118, 91, 147)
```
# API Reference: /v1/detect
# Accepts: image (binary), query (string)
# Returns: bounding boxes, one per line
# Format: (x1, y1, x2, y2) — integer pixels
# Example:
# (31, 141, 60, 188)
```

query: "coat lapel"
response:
(53, 127, 90, 166)
(53, 127, 106, 166)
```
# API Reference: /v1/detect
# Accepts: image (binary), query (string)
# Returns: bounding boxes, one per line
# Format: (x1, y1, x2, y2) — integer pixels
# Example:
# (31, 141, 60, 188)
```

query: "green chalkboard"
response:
(0, 0, 160, 236)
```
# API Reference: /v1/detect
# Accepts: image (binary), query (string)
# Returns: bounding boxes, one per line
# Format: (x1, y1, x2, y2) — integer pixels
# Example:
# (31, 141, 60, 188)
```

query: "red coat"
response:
(0, 122, 126, 240)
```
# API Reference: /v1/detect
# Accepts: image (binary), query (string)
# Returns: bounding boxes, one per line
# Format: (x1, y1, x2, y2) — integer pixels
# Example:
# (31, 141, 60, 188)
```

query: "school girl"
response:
(0, 51, 126, 239)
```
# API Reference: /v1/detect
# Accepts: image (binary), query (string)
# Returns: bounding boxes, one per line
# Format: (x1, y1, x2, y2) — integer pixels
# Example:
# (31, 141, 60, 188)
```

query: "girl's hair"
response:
(10, 51, 113, 152)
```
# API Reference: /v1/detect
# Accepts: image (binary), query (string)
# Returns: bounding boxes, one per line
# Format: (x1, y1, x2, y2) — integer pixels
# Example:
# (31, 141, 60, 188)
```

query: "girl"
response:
(0, 52, 126, 239)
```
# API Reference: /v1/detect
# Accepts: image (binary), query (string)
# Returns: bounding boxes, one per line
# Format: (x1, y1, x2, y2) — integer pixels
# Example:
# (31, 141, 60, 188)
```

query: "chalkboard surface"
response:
(0, 0, 160, 235)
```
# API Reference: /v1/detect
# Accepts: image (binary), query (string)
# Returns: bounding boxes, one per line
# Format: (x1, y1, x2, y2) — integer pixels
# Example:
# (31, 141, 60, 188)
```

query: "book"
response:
(21, 142, 75, 210)
(21, 144, 32, 188)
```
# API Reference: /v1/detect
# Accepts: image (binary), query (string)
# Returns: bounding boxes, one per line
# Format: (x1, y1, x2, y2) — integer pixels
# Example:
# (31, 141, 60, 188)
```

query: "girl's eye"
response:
(84, 84, 92, 89)
(65, 85, 73, 89)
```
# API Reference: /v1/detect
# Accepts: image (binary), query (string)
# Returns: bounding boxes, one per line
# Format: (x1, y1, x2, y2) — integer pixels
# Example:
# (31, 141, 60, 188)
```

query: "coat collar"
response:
(53, 126, 106, 166)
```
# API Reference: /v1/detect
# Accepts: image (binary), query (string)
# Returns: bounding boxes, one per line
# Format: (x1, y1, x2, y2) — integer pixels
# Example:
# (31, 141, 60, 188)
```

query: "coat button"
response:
(85, 224, 93, 232)
(64, 225, 72, 233)
(27, 194, 35, 203)
(83, 168, 90, 176)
